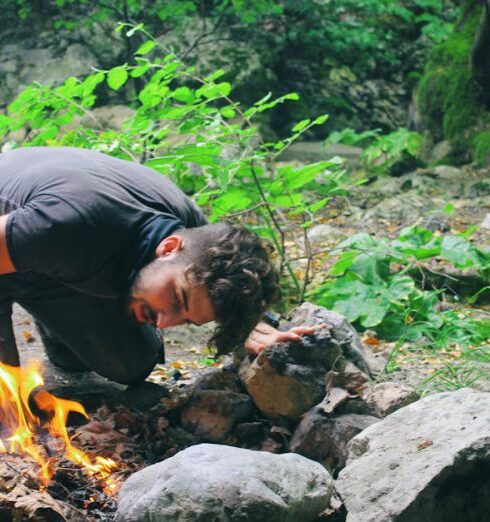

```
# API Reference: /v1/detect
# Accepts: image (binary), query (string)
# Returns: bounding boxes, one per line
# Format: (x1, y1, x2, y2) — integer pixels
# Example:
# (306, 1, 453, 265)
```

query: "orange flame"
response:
(0, 359, 118, 491)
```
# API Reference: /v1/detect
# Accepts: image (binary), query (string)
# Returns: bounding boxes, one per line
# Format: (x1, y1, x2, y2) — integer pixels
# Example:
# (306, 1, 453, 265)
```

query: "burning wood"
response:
(0, 359, 122, 520)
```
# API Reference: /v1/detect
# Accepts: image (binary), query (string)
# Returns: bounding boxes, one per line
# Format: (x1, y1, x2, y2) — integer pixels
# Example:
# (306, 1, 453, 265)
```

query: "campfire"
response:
(0, 359, 121, 520)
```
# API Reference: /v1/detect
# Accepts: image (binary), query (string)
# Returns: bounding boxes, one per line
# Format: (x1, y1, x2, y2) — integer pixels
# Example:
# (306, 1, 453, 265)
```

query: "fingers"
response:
(245, 339, 266, 355)
(273, 331, 301, 342)
(290, 323, 328, 335)
(245, 322, 330, 356)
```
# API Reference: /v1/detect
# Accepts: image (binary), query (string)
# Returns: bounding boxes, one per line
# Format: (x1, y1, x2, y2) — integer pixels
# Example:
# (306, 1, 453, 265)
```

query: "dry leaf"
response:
(362, 334, 380, 346)
(22, 331, 34, 343)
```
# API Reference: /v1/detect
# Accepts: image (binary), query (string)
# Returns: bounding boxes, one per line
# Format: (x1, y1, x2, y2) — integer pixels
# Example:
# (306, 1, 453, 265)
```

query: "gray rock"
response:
(429, 140, 452, 163)
(181, 390, 253, 442)
(432, 165, 463, 180)
(421, 212, 450, 232)
(480, 213, 490, 229)
(307, 224, 347, 245)
(337, 388, 490, 522)
(277, 142, 361, 164)
(468, 180, 490, 198)
(20, 44, 97, 88)
(80, 105, 135, 131)
(361, 381, 419, 417)
(116, 443, 334, 522)
(290, 410, 378, 474)
(362, 193, 436, 224)
(284, 303, 373, 377)
(186, 363, 242, 394)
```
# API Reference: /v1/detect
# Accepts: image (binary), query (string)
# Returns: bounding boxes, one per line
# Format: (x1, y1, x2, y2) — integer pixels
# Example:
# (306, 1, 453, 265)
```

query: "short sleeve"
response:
(6, 195, 95, 280)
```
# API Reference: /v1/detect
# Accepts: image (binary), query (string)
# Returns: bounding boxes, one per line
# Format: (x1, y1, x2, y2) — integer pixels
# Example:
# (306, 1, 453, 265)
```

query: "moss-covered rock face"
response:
(417, 6, 489, 165)
(473, 131, 490, 167)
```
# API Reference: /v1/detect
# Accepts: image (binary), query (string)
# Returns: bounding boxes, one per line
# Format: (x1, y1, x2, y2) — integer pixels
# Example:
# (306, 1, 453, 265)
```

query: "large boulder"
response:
(116, 443, 333, 522)
(337, 388, 490, 522)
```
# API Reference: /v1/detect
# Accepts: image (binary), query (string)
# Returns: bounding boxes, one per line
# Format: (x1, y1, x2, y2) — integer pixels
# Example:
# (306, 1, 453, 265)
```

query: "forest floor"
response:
(12, 160, 490, 400)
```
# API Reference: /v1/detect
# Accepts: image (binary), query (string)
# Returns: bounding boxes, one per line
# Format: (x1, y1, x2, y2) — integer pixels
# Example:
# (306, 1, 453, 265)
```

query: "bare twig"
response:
(180, 0, 232, 60)
(299, 223, 313, 302)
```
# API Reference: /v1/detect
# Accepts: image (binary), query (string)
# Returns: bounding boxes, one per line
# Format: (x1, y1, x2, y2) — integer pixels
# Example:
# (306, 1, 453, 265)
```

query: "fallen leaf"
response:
(362, 334, 380, 346)
(22, 331, 34, 343)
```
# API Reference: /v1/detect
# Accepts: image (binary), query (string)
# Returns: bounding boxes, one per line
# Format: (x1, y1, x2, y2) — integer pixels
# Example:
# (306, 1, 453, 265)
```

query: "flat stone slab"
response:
(337, 388, 490, 522)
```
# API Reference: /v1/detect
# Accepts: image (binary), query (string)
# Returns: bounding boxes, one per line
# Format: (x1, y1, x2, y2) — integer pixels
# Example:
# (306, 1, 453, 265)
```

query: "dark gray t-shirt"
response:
(0, 147, 207, 298)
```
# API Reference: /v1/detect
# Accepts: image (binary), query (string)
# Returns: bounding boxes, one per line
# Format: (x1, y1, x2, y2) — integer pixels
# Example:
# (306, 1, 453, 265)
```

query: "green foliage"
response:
(361, 128, 423, 174)
(3, 0, 460, 137)
(326, 128, 381, 147)
(326, 128, 424, 175)
(0, 27, 348, 301)
(311, 226, 490, 343)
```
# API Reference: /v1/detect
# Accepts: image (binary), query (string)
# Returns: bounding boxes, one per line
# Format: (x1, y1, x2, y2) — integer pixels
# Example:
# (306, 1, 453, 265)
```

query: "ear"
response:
(155, 235, 185, 257)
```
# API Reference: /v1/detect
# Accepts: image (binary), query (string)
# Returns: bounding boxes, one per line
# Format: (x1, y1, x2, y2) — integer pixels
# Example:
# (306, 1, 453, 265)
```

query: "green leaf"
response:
(126, 23, 144, 37)
(313, 114, 329, 125)
(220, 107, 236, 119)
(291, 119, 311, 133)
(212, 187, 253, 213)
(440, 236, 481, 269)
(172, 86, 194, 103)
(331, 251, 357, 276)
(309, 197, 330, 213)
(130, 64, 150, 78)
(196, 82, 232, 99)
(443, 203, 455, 215)
(107, 66, 128, 91)
(135, 40, 156, 55)
(205, 70, 226, 82)
(271, 193, 303, 208)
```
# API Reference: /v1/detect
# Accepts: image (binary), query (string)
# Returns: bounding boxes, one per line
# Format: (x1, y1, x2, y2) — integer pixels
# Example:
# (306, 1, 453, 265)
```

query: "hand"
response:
(245, 321, 327, 356)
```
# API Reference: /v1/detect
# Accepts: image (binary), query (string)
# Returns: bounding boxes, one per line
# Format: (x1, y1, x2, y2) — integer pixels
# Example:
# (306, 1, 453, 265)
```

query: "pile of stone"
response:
(119, 302, 490, 521)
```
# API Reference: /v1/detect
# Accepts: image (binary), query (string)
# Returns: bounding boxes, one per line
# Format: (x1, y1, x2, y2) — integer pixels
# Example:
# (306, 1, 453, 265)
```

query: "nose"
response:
(155, 311, 185, 329)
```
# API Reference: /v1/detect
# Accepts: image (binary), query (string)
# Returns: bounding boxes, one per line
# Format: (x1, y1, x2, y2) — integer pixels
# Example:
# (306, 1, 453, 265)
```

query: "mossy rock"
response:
(417, 7, 487, 164)
(472, 131, 490, 167)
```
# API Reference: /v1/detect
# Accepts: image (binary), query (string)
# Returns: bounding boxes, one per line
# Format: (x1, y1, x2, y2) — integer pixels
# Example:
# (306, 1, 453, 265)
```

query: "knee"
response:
(106, 362, 155, 385)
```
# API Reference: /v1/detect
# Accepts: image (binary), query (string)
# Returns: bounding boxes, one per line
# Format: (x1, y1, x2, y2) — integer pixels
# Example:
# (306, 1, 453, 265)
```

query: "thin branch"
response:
(180, 0, 232, 60)
(299, 223, 313, 302)
(225, 202, 266, 218)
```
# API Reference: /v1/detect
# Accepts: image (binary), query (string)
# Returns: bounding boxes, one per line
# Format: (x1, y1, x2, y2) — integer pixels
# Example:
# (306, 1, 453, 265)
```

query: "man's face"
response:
(128, 258, 215, 329)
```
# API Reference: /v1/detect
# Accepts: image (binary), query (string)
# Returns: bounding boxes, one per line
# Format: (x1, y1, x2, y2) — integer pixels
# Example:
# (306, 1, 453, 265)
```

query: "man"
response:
(0, 147, 307, 384)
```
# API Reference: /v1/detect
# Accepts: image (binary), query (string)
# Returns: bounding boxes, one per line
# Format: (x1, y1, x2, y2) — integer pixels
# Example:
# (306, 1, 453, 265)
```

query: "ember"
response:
(0, 359, 118, 493)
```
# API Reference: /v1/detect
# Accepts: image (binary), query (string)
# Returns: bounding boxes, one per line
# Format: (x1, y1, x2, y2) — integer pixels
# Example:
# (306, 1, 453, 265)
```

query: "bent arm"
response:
(0, 214, 16, 274)
(0, 309, 19, 366)
(0, 214, 19, 365)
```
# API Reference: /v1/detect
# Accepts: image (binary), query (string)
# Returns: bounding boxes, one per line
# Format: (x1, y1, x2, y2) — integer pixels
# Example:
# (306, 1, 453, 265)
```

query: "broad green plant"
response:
(311, 226, 490, 342)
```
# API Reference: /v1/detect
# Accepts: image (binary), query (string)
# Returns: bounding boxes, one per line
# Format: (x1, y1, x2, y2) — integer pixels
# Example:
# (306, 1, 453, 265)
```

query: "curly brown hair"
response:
(177, 223, 279, 355)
